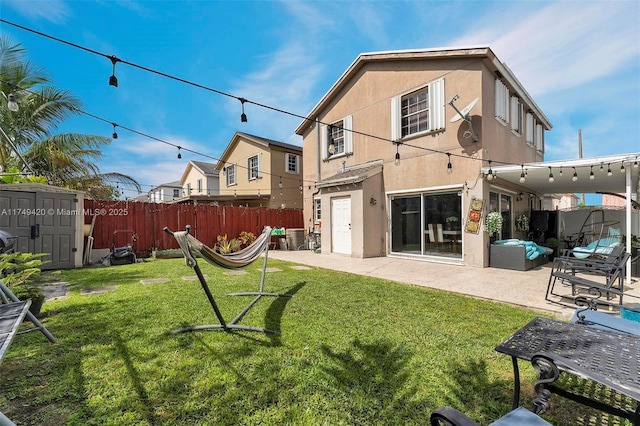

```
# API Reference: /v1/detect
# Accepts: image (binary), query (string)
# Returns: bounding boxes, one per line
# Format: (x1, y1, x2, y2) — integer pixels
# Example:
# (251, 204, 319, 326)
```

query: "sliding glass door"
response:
(390, 191, 462, 258)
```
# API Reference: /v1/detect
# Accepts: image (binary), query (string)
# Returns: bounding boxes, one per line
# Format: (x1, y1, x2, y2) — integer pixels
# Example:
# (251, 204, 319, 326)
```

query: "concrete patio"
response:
(267, 249, 640, 320)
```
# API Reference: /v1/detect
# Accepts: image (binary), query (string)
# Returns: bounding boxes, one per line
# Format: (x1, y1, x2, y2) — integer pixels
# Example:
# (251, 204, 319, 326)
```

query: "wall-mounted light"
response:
(370, 197, 377, 206)
(109, 55, 120, 87)
(517, 192, 523, 201)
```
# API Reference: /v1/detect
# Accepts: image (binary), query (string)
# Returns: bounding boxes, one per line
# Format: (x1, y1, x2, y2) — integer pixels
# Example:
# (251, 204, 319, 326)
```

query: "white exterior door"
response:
(331, 197, 351, 255)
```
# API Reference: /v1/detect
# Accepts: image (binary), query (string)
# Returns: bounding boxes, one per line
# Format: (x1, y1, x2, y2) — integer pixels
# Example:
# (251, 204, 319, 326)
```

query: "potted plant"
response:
(485, 211, 503, 239)
(545, 237, 559, 260)
(515, 214, 529, 234)
(0, 252, 48, 317)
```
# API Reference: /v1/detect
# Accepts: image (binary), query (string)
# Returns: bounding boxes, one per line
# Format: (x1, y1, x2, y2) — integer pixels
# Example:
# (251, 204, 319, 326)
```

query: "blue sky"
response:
(1, 0, 639, 200)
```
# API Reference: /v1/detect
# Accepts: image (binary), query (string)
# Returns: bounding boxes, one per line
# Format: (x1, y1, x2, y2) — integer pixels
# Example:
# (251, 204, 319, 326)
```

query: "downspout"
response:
(315, 117, 321, 183)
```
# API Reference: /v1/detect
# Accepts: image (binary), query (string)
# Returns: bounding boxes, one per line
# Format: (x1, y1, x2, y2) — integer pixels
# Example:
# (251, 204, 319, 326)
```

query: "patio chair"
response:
(163, 225, 292, 334)
(545, 251, 630, 307)
(0, 280, 57, 344)
(546, 245, 624, 298)
(1, 280, 57, 426)
(430, 354, 560, 425)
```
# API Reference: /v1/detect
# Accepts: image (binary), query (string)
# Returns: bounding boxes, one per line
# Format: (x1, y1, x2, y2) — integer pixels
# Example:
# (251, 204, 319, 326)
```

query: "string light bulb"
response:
(548, 167, 554, 183)
(239, 98, 247, 122)
(620, 162, 626, 173)
(7, 93, 18, 112)
(446, 153, 452, 174)
(607, 163, 612, 176)
(559, 166, 563, 176)
(634, 158, 639, 168)
(519, 164, 526, 183)
(109, 55, 120, 87)
(177, 146, 182, 159)
(589, 165, 594, 180)
(572, 167, 578, 182)
(486, 160, 494, 180)
(394, 143, 400, 166)
(112, 123, 118, 139)
(600, 162, 604, 172)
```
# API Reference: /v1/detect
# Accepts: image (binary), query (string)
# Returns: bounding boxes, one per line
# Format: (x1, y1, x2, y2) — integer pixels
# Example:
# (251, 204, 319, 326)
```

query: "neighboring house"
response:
(175, 160, 220, 204)
(148, 180, 183, 203)
(295, 46, 552, 267)
(215, 132, 303, 209)
(542, 193, 579, 211)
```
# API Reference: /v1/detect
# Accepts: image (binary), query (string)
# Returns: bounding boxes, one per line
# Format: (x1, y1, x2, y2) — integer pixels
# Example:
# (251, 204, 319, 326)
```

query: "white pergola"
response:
(482, 152, 640, 282)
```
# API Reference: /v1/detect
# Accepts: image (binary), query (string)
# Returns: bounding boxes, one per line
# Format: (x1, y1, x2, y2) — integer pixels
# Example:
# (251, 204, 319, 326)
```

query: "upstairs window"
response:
(495, 79, 509, 123)
(226, 164, 236, 186)
(321, 116, 353, 160)
(248, 155, 261, 180)
(173, 188, 180, 198)
(391, 78, 445, 140)
(510, 96, 523, 134)
(286, 153, 300, 174)
(197, 178, 203, 193)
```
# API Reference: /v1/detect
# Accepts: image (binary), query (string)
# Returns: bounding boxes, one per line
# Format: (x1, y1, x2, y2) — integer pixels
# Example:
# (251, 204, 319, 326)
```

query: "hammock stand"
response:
(163, 225, 291, 335)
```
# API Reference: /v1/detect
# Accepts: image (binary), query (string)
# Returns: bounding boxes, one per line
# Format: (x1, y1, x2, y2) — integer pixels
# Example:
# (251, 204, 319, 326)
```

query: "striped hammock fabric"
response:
(173, 226, 272, 270)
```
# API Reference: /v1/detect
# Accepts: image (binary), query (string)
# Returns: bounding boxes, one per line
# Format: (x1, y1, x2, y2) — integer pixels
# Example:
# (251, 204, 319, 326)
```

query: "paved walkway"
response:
(266, 249, 640, 320)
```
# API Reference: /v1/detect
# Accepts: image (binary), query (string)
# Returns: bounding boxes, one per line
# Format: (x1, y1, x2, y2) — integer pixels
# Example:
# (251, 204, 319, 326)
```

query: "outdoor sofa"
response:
(490, 239, 552, 271)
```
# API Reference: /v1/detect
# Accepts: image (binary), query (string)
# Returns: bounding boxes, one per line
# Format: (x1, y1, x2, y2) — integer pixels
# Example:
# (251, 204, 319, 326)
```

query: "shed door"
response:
(331, 197, 351, 255)
(0, 190, 76, 270)
(36, 192, 76, 270)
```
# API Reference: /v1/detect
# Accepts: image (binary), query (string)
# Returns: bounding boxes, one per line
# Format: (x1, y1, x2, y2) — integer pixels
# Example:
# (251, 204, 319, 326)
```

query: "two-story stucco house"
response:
(295, 46, 552, 267)
(215, 132, 303, 209)
(148, 180, 183, 203)
(178, 160, 220, 203)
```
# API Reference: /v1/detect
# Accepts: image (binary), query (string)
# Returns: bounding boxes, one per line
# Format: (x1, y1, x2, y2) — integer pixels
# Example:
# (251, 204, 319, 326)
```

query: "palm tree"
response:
(0, 36, 140, 199)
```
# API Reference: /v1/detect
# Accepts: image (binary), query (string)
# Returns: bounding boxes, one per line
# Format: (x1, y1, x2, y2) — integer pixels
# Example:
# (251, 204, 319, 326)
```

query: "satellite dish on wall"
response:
(447, 95, 480, 142)
(450, 97, 479, 123)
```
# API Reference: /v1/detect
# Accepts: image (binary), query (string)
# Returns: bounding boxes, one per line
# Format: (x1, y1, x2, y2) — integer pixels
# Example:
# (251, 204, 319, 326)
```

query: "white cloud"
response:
(3, 0, 71, 23)
(451, 1, 640, 97)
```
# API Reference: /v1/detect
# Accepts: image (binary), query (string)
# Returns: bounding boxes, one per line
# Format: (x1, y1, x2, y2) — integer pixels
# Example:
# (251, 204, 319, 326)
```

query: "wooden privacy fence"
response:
(84, 200, 304, 256)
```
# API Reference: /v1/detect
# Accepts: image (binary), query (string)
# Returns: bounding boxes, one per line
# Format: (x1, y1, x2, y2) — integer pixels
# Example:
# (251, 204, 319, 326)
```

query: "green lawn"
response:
(0, 257, 632, 425)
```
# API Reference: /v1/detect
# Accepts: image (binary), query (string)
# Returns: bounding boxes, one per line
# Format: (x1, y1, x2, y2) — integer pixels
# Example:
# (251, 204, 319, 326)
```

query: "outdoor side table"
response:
(495, 316, 640, 425)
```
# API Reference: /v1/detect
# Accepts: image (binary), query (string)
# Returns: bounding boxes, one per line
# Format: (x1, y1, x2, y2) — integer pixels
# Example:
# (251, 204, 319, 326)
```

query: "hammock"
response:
(164, 225, 292, 334)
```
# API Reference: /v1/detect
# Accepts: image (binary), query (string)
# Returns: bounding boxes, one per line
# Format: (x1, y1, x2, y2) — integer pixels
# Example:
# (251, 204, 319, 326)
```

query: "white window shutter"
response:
(525, 113, 534, 145)
(495, 79, 509, 122)
(428, 78, 445, 131)
(510, 97, 519, 131)
(257, 153, 262, 178)
(535, 124, 544, 153)
(390, 96, 401, 140)
(320, 124, 328, 160)
(344, 115, 353, 154)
